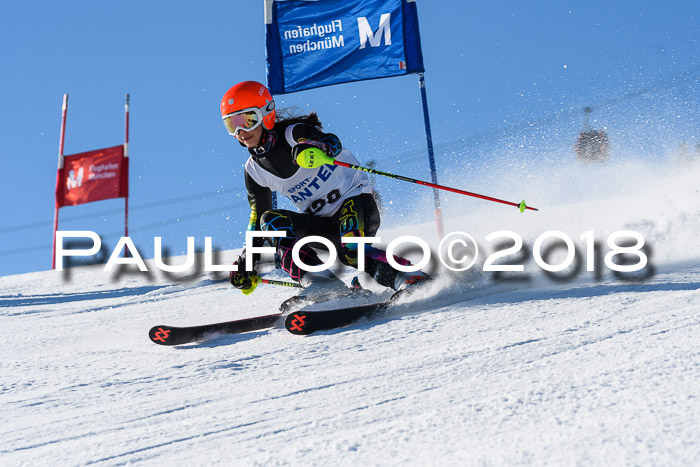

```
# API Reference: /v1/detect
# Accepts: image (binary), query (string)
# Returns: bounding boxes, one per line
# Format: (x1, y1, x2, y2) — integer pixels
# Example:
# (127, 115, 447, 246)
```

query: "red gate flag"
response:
(55, 144, 129, 208)
(52, 94, 131, 270)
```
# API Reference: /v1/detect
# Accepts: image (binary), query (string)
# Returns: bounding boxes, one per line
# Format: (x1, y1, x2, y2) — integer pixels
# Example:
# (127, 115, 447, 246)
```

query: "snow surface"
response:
(2, 160, 699, 465)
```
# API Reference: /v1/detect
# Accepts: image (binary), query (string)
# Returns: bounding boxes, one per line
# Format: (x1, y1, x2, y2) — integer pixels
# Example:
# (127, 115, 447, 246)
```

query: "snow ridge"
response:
(1, 161, 699, 465)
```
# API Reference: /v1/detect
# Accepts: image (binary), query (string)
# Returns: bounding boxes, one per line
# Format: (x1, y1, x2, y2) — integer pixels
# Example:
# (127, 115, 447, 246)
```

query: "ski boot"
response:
(280, 270, 353, 313)
(391, 270, 432, 300)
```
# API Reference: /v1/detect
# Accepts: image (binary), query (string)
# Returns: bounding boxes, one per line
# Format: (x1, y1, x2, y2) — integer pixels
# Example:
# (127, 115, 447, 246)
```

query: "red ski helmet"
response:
(220, 81, 276, 135)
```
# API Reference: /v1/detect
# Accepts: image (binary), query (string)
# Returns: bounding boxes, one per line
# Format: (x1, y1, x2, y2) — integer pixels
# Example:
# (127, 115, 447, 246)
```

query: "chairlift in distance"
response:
(575, 107, 610, 163)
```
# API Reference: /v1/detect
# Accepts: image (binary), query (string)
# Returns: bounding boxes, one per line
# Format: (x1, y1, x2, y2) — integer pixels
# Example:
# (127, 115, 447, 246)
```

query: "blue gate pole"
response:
(418, 72, 445, 238)
(271, 191, 281, 269)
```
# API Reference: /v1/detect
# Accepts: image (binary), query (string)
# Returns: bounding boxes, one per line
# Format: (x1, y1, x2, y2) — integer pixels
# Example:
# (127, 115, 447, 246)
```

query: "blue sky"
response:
(0, 0, 698, 277)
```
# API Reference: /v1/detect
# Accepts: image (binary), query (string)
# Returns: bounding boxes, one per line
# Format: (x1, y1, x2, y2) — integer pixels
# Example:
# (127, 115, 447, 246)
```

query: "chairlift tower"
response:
(575, 107, 610, 163)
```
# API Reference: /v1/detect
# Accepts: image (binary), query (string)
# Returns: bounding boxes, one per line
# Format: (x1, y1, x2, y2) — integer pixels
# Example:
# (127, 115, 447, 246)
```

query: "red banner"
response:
(55, 145, 128, 207)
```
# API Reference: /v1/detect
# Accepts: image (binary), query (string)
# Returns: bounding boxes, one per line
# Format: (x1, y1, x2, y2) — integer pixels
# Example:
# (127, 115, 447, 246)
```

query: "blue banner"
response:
(265, 0, 425, 94)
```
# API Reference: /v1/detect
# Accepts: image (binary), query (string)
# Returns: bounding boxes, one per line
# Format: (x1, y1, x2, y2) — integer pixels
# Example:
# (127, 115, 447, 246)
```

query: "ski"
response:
(279, 276, 370, 313)
(284, 292, 403, 335)
(149, 313, 282, 346)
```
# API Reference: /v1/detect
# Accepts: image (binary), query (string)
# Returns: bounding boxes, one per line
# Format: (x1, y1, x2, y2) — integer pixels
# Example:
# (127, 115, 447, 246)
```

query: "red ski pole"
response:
(297, 148, 538, 212)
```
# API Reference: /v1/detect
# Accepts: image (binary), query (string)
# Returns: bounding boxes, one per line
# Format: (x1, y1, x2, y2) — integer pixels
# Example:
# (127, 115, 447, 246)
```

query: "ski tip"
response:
(285, 312, 312, 335)
(149, 326, 175, 345)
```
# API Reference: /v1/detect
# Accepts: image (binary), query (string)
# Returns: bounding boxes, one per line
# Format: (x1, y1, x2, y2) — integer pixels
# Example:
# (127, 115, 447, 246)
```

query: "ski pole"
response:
(297, 148, 538, 212)
(241, 275, 301, 295)
(260, 277, 302, 288)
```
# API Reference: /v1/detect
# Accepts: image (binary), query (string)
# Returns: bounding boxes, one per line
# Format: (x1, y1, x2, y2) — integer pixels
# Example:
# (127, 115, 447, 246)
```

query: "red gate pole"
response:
(123, 93, 130, 257)
(52, 94, 69, 270)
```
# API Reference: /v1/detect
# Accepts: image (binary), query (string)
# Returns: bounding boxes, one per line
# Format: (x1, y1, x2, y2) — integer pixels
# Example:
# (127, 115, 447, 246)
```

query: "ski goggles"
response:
(222, 109, 261, 135)
(222, 102, 275, 136)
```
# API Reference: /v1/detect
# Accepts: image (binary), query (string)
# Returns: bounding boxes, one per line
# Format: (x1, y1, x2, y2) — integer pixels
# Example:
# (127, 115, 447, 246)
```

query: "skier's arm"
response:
(230, 172, 272, 292)
(287, 123, 342, 159)
(244, 171, 273, 251)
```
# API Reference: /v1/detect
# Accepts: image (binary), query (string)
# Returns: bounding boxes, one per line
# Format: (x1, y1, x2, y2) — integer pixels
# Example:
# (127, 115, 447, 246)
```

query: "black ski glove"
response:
(229, 250, 257, 290)
(291, 141, 331, 166)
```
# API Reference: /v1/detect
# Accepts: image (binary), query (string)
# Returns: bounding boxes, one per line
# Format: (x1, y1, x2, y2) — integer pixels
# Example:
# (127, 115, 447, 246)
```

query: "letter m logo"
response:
(357, 13, 391, 49)
(66, 167, 84, 190)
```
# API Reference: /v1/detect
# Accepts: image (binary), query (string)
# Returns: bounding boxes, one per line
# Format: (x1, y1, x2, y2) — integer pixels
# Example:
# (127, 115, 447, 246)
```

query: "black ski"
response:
(149, 313, 282, 346)
(284, 292, 404, 335)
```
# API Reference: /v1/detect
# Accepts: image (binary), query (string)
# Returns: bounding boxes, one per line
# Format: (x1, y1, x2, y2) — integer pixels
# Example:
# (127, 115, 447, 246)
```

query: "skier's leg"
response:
(261, 209, 354, 309)
(335, 194, 429, 291)
(260, 209, 346, 289)
(260, 210, 323, 281)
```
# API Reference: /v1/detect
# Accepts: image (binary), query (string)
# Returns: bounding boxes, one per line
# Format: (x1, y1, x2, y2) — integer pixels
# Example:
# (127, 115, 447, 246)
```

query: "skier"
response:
(222, 80, 429, 300)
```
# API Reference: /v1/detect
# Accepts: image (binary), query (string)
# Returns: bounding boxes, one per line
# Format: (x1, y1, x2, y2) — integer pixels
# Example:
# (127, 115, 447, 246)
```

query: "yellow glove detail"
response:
(296, 147, 335, 169)
(241, 275, 262, 295)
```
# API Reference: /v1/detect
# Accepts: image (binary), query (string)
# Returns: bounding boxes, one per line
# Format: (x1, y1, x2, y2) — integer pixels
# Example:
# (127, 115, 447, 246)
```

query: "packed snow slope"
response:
(1, 159, 699, 465)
